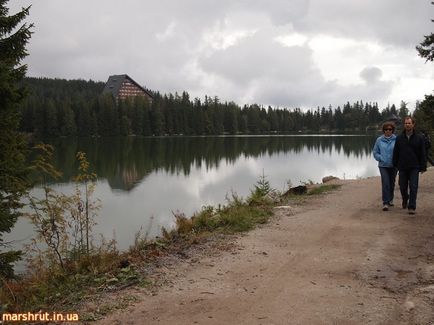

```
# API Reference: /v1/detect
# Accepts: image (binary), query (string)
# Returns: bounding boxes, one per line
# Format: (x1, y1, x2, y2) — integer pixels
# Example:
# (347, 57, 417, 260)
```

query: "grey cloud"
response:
(8, 0, 432, 109)
(360, 66, 383, 83)
(230, 0, 310, 25)
(198, 31, 394, 108)
(295, 0, 433, 47)
(199, 31, 318, 84)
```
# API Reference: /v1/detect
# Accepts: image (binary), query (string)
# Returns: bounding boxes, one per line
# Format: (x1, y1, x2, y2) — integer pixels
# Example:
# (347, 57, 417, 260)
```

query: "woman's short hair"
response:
(382, 121, 395, 132)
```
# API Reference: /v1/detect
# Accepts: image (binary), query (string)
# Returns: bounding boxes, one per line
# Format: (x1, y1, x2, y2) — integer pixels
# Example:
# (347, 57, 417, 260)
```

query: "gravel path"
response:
(95, 168, 434, 325)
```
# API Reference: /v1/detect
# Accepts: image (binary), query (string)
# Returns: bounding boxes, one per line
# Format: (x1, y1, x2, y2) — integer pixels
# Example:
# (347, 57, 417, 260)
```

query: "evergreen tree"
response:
(33, 99, 46, 136)
(390, 104, 397, 116)
(76, 99, 92, 136)
(97, 94, 118, 136)
(413, 95, 434, 131)
(19, 96, 34, 132)
(225, 102, 239, 134)
(120, 115, 131, 135)
(267, 106, 279, 132)
(13, 75, 414, 136)
(416, 1, 434, 62)
(44, 98, 59, 137)
(131, 97, 145, 135)
(59, 102, 76, 136)
(150, 97, 165, 135)
(192, 98, 205, 135)
(142, 104, 152, 136)
(246, 104, 261, 134)
(398, 101, 410, 122)
(334, 106, 344, 130)
(0, 0, 32, 279)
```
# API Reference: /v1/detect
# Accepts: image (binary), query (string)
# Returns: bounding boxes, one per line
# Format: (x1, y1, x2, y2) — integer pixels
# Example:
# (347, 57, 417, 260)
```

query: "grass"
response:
(192, 202, 272, 234)
(307, 184, 342, 196)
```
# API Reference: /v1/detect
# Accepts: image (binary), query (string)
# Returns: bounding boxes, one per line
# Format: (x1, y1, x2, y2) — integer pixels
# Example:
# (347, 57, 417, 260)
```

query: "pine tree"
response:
(416, 1, 434, 62)
(0, 0, 33, 279)
(59, 101, 76, 136)
(413, 95, 434, 131)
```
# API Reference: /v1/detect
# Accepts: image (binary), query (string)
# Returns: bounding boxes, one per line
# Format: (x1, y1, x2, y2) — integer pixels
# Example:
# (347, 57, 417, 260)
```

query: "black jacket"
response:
(392, 131, 427, 171)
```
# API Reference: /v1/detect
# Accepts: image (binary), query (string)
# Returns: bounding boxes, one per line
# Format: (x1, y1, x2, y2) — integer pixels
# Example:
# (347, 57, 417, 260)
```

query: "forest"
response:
(18, 77, 429, 138)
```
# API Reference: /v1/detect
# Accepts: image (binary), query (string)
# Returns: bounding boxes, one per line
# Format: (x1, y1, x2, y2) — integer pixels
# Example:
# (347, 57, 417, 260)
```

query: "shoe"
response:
(408, 209, 416, 215)
(402, 201, 408, 209)
(388, 201, 394, 207)
(382, 205, 389, 211)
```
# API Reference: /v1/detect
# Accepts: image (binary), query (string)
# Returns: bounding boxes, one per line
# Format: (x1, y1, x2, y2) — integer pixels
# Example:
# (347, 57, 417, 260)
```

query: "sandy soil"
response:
(94, 168, 434, 325)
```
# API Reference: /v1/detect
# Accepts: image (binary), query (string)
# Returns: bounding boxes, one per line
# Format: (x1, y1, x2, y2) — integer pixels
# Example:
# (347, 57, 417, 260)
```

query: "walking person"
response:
(373, 122, 397, 211)
(392, 116, 427, 215)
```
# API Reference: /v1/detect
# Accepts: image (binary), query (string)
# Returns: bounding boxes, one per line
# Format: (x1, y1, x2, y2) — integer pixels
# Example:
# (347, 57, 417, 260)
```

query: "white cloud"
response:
(275, 33, 308, 47)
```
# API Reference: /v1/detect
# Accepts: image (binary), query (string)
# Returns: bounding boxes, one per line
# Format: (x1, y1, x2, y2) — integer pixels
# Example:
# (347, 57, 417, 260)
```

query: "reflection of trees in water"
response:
(46, 136, 376, 191)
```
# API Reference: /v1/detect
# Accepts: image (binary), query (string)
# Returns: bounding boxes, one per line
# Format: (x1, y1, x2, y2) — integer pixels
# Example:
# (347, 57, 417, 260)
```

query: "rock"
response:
(283, 185, 307, 196)
(322, 176, 339, 183)
(274, 205, 292, 210)
(404, 300, 415, 311)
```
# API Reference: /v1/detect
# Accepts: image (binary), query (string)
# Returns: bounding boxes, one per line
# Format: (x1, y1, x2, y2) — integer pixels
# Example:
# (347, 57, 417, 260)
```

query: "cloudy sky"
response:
(8, 0, 434, 110)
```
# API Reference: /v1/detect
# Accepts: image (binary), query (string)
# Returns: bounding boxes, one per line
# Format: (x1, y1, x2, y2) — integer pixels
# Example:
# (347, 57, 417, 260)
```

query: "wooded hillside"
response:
(18, 77, 421, 137)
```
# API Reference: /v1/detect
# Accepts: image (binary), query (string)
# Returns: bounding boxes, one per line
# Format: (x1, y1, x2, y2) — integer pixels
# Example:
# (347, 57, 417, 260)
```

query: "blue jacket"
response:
(373, 134, 396, 168)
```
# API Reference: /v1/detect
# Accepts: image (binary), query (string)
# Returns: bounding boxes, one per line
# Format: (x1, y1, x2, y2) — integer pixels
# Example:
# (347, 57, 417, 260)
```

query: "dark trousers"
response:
(379, 167, 397, 205)
(398, 169, 420, 210)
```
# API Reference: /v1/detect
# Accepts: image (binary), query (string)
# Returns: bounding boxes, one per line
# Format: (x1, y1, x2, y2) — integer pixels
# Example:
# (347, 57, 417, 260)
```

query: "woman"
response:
(373, 122, 397, 211)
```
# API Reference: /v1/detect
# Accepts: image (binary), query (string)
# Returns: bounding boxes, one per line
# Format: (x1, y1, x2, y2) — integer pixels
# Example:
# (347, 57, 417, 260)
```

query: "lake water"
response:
(7, 135, 380, 253)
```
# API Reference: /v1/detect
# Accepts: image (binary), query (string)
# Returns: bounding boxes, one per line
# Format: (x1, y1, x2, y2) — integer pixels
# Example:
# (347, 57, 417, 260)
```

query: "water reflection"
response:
(11, 135, 378, 253)
(44, 135, 376, 191)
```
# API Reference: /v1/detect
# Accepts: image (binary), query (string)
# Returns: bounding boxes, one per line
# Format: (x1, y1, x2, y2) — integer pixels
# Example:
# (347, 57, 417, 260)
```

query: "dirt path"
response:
(95, 169, 434, 325)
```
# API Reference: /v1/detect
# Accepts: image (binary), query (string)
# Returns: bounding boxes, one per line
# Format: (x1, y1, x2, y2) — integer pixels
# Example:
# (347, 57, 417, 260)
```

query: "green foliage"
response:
(252, 170, 271, 197)
(307, 184, 342, 196)
(417, 33, 434, 62)
(0, 0, 32, 279)
(192, 189, 273, 234)
(217, 204, 271, 233)
(414, 94, 434, 132)
(26, 145, 99, 270)
(192, 203, 271, 234)
(160, 212, 194, 241)
(26, 144, 71, 270)
(71, 152, 99, 257)
(248, 171, 275, 206)
(416, 1, 434, 62)
(192, 206, 220, 232)
(0, 146, 108, 311)
(0, 172, 343, 313)
(17, 75, 401, 137)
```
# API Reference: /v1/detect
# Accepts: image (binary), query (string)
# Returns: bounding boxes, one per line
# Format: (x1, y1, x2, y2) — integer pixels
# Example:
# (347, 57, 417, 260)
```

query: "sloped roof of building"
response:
(102, 74, 153, 98)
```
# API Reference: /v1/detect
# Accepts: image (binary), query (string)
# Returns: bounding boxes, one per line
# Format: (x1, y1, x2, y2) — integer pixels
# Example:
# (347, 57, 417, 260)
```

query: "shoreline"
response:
(91, 169, 434, 324)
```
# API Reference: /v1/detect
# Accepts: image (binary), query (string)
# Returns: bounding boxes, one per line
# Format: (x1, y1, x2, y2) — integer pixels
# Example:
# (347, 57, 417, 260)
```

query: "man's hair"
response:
(404, 116, 415, 124)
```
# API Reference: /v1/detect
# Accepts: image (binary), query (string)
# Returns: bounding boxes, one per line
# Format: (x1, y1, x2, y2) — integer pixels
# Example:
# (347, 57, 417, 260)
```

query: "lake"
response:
(7, 135, 380, 253)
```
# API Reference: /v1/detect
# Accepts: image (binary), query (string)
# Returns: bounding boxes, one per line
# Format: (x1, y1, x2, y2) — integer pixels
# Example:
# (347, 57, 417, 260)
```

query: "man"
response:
(392, 116, 427, 215)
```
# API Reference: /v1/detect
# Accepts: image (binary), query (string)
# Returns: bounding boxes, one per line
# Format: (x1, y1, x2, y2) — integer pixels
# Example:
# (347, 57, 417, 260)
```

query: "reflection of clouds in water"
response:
(10, 137, 381, 252)
(234, 147, 378, 186)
